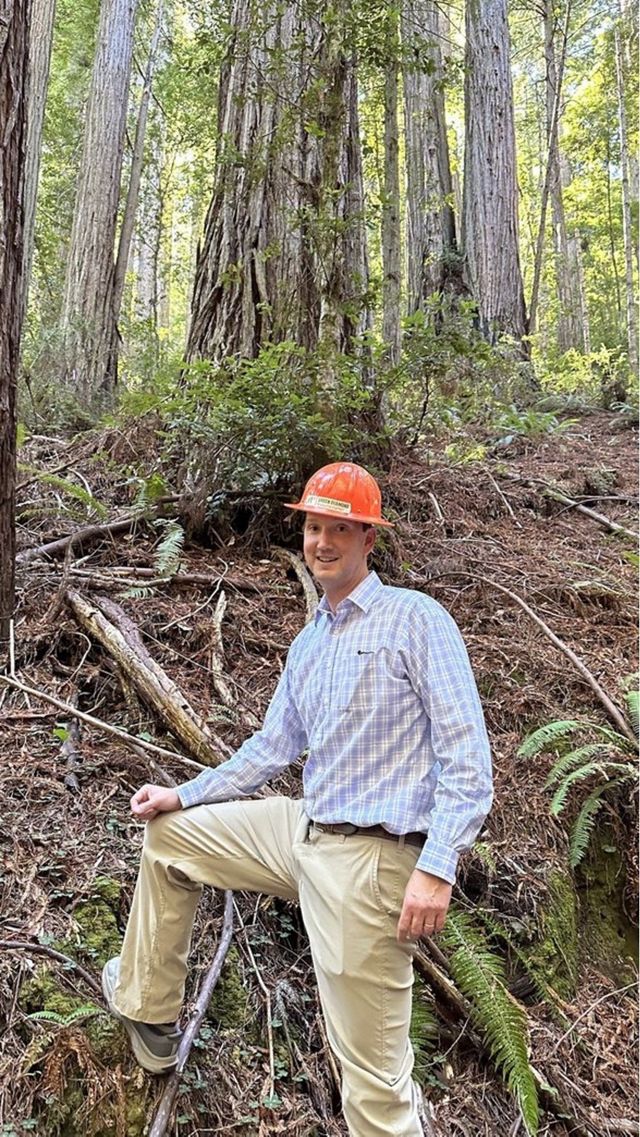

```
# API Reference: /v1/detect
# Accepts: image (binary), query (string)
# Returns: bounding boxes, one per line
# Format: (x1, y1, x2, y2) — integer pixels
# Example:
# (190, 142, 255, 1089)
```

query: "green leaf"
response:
(442, 910, 539, 1134)
(518, 721, 585, 759)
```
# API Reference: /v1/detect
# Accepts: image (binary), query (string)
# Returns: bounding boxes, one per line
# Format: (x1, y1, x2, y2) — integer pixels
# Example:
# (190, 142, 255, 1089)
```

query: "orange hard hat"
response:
(284, 462, 393, 527)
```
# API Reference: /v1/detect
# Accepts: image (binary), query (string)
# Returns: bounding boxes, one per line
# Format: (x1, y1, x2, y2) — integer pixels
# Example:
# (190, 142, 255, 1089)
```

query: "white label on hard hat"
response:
(305, 494, 352, 514)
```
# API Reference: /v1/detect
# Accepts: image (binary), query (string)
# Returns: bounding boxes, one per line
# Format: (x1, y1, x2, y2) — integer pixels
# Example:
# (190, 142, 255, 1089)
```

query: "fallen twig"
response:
(410, 571, 637, 747)
(0, 940, 102, 997)
(16, 498, 179, 565)
(210, 591, 260, 731)
(148, 891, 234, 1137)
(0, 674, 205, 771)
(543, 486, 638, 541)
(274, 547, 318, 621)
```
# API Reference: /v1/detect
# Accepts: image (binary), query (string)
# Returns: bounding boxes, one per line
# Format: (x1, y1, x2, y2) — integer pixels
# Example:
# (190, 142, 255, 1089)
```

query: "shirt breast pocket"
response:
(337, 648, 395, 714)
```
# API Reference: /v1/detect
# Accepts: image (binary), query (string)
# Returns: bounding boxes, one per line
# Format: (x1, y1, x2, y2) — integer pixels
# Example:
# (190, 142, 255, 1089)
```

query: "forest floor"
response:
(0, 410, 638, 1137)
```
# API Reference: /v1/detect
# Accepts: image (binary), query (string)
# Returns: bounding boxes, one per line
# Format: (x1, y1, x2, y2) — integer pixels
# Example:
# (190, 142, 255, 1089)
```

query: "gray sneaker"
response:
(102, 957, 182, 1074)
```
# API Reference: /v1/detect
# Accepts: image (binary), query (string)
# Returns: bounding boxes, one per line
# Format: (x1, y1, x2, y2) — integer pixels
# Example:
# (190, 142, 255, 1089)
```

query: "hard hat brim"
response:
(284, 502, 394, 528)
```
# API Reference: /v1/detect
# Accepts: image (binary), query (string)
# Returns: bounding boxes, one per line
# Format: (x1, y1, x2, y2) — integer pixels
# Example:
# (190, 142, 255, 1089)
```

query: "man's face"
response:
(303, 515, 376, 603)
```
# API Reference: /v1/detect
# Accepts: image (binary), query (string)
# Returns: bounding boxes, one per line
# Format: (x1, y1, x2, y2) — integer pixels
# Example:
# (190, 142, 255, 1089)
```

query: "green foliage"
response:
(442, 909, 540, 1134)
(18, 469, 107, 519)
(27, 1004, 102, 1028)
(518, 686, 638, 867)
(118, 341, 382, 498)
(153, 519, 185, 577)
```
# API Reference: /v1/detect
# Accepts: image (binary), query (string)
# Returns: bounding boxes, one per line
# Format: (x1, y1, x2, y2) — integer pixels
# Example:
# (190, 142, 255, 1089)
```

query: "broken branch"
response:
(148, 891, 234, 1137)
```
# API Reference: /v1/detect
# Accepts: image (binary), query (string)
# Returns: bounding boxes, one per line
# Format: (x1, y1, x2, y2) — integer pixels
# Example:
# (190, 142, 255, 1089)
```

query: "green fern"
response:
(569, 777, 629, 867)
(153, 520, 185, 577)
(520, 691, 638, 866)
(442, 910, 539, 1135)
(24, 470, 108, 518)
(28, 1003, 101, 1027)
(473, 908, 568, 1020)
(121, 585, 156, 600)
(544, 743, 617, 787)
(517, 721, 584, 759)
(625, 689, 639, 738)
(549, 761, 609, 816)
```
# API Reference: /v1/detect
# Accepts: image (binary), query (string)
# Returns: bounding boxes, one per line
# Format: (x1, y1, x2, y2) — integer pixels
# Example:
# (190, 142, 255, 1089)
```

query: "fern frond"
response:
(28, 1003, 100, 1027)
(120, 586, 156, 600)
(153, 521, 185, 578)
(544, 744, 616, 788)
(475, 909, 562, 1014)
(517, 721, 585, 759)
(625, 689, 639, 739)
(35, 472, 108, 518)
(442, 910, 539, 1134)
(569, 784, 612, 867)
(549, 762, 607, 816)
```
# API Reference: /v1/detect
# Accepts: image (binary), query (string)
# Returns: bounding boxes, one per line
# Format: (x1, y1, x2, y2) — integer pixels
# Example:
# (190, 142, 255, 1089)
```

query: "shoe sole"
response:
(101, 962, 178, 1076)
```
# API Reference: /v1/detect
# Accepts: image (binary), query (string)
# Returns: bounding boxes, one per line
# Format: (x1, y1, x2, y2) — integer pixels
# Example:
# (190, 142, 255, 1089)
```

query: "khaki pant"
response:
(113, 797, 424, 1137)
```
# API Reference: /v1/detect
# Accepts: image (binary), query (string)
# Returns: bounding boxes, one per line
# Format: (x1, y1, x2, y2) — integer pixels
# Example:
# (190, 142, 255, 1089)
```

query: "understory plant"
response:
(518, 686, 639, 867)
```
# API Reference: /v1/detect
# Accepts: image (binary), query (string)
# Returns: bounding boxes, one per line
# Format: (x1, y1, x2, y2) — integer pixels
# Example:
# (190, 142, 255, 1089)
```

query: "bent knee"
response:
(143, 809, 184, 856)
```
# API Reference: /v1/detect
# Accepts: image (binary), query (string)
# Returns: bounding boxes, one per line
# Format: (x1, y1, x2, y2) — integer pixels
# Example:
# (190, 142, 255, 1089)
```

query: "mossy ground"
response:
(16, 877, 152, 1136)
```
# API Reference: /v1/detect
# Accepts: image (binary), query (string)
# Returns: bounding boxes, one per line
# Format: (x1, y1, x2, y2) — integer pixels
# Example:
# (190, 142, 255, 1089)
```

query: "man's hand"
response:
(397, 869, 452, 943)
(130, 784, 182, 822)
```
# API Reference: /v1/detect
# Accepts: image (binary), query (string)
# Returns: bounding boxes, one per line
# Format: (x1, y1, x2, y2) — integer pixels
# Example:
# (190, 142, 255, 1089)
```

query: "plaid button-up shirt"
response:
(177, 571, 493, 883)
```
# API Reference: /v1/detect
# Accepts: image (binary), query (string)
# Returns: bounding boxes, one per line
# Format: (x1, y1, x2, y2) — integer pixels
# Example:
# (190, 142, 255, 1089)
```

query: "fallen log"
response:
(66, 591, 231, 765)
(543, 486, 638, 541)
(148, 891, 234, 1137)
(16, 498, 179, 565)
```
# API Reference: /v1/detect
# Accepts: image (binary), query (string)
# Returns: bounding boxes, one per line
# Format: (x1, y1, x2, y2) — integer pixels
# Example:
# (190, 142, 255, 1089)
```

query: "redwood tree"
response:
(462, 0, 528, 347)
(402, 0, 457, 314)
(60, 0, 138, 408)
(0, 0, 29, 656)
(187, 0, 370, 366)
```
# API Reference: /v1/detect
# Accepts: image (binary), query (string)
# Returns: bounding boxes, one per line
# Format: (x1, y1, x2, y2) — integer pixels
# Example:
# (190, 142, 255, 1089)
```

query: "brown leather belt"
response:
(311, 821, 426, 849)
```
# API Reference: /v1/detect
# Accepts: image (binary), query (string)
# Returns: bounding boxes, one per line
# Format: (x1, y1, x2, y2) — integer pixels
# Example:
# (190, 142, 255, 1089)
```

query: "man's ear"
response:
(364, 526, 376, 555)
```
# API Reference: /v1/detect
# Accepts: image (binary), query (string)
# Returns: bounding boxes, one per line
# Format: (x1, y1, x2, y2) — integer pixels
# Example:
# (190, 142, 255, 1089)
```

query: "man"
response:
(103, 461, 493, 1137)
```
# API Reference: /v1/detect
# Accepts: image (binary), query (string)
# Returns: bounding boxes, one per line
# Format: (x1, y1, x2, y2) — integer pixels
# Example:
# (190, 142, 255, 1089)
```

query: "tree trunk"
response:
(21, 0, 56, 327)
(543, 0, 583, 352)
(60, 0, 138, 410)
(113, 0, 164, 323)
(614, 15, 638, 373)
(402, 0, 457, 314)
(0, 0, 29, 658)
(187, 0, 369, 368)
(381, 9, 401, 365)
(462, 0, 527, 347)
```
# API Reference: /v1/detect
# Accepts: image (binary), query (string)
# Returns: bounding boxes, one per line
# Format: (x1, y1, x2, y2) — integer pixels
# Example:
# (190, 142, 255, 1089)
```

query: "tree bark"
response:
(613, 14, 638, 374)
(462, 0, 528, 347)
(528, 0, 571, 340)
(402, 0, 457, 314)
(187, 0, 369, 367)
(381, 9, 401, 365)
(21, 0, 56, 327)
(113, 0, 164, 323)
(543, 0, 583, 352)
(0, 0, 29, 658)
(60, 0, 138, 409)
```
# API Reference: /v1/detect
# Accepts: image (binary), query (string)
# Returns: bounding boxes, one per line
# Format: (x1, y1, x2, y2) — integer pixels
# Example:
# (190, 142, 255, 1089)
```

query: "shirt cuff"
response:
(415, 838, 459, 885)
(176, 777, 211, 810)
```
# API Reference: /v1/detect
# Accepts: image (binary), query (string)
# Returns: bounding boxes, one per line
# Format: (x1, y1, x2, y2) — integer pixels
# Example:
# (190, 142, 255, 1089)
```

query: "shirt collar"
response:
(315, 571, 383, 623)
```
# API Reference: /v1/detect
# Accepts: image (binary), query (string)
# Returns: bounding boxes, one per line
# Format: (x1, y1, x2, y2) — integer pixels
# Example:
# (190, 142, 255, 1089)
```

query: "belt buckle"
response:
(340, 823, 359, 835)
